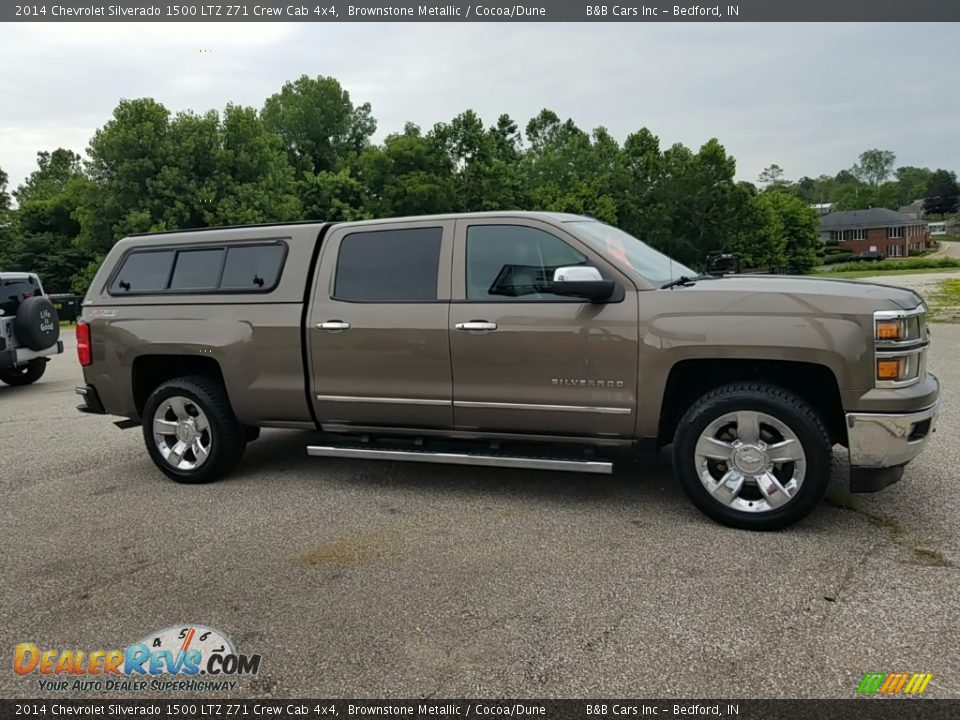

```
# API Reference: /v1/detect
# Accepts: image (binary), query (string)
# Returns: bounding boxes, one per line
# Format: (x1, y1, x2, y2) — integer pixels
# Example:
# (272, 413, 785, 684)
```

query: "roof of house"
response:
(820, 207, 921, 230)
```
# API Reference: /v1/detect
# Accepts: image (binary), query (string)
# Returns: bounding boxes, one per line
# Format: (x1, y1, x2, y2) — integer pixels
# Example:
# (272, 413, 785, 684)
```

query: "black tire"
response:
(14, 296, 60, 351)
(0, 359, 47, 386)
(142, 375, 246, 484)
(672, 382, 832, 531)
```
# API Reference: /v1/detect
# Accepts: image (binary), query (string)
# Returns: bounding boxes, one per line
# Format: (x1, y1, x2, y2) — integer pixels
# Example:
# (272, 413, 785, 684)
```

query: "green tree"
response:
(74, 98, 301, 251)
(208, 104, 301, 225)
(5, 148, 94, 292)
(0, 165, 12, 212)
(765, 190, 820, 273)
(758, 164, 787, 188)
(300, 167, 372, 222)
(262, 75, 376, 176)
(616, 128, 669, 247)
(70, 255, 105, 296)
(432, 109, 526, 212)
(15, 149, 85, 237)
(0, 166, 15, 270)
(6, 74, 863, 278)
(852, 148, 896, 187)
(650, 138, 747, 267)
(0, 232, 92, 294)
(923, 169, 960, 216)
(146, 110, 222, 231)
(521, 112, 623, 223)
(724, 184, 786, 269)
(894, 166, 933, 206)
(76, 98, 174, 253)
(354, 123, 456, 217)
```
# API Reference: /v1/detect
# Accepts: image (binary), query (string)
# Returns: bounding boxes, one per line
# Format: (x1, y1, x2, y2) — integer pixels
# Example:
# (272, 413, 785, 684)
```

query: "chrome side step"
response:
(305, 444, 613, 474)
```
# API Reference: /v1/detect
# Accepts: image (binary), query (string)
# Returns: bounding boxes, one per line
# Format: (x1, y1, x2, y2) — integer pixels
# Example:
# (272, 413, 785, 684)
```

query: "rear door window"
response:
(110, 251, 175, 294)
(334, 227, 442, 302)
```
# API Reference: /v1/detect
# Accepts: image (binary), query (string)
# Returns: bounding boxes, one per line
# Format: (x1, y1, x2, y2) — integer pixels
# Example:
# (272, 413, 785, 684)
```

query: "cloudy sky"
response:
(1, 22, 957, 192)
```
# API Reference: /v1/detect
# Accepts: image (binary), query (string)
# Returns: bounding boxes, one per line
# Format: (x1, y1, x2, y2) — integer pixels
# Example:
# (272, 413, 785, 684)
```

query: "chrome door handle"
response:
(316, 321, 351, 331)
(454, 321, 497, 332)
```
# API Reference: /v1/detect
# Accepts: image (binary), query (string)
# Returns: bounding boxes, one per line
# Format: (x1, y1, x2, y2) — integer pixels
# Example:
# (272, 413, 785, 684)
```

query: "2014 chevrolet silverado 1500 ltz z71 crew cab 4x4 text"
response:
(74, 213, 939, 530)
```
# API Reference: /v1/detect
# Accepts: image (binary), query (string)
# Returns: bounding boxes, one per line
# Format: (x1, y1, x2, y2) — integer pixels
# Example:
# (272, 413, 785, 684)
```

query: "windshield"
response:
(568, 221, 694, 286)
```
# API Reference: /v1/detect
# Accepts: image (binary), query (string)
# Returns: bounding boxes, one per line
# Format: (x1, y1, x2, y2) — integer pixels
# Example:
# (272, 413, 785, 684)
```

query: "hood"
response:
(667, 274, 923, 312)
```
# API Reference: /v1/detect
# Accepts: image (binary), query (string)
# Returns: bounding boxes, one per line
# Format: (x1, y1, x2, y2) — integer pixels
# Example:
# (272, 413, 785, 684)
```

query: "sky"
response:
(1, 21, 958, 193)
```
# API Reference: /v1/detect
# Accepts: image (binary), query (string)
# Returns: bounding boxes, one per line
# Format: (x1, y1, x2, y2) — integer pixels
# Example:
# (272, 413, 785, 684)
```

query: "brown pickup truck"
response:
(75, 212, 939, 530)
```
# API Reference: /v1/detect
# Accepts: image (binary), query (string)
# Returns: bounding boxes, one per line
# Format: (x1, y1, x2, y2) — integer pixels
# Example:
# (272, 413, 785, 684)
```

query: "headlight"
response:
(873, 306, 927, 388)
(875, 315, 921, 343)
(876, 353, 920, 383)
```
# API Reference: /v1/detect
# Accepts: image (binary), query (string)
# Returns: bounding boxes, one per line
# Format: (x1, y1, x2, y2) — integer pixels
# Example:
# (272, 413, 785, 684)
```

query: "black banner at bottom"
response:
(3, 700, 960, 720)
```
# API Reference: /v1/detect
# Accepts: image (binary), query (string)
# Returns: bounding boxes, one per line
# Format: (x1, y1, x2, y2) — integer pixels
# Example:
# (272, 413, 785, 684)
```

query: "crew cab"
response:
(75, 213, 939, 530)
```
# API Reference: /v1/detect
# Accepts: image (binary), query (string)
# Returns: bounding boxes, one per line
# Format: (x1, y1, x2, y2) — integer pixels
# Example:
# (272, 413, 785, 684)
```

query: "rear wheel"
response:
(142, 375, 246, 484)
(672, 382, 831, 531)
(0, 359, 47, 386)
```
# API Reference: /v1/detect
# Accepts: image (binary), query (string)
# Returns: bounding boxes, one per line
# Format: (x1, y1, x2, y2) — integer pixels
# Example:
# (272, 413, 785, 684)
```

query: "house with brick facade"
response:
(819, 208, 931, 257)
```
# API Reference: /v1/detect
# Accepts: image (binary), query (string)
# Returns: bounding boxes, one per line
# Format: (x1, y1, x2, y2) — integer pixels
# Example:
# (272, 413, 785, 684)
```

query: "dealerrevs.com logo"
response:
(14, 624, 262, 692)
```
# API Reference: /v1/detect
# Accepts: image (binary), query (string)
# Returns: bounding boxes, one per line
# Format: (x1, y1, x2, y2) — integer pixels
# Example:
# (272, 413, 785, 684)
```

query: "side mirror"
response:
(552, 266, 615, 302)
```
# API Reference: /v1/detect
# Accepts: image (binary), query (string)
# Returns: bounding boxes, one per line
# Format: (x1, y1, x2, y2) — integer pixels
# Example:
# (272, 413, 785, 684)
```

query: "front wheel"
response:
(142, 375, 246, 484)
(0, 359, 47, 386)
(672, 382, 832, 531)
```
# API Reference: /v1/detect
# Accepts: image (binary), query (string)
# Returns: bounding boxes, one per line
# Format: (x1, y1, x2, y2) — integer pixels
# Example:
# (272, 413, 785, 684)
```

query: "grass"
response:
(814, 267, 960, 280)
(815, 257, 960, 275)
(927, 278, 960, 323)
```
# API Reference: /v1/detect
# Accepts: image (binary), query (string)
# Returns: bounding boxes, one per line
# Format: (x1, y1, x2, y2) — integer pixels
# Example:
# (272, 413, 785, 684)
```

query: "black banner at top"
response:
(4, 0, 960, 22)
(3, 699, 960, 720)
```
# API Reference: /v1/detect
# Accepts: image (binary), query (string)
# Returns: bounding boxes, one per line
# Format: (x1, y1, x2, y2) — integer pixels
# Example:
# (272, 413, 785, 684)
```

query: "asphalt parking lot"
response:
(2, 329, 958, 700)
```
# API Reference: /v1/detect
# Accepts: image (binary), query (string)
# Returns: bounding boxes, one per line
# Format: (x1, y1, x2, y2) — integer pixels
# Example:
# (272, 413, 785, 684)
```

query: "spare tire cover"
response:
(14, 295, 60, 351)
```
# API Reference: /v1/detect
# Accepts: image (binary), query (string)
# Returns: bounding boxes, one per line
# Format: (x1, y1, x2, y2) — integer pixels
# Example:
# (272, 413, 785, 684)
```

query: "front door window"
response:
(466, 224, 589, 301)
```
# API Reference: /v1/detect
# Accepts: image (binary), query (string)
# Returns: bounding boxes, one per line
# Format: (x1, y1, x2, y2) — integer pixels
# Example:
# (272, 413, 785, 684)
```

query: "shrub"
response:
(823, 257, 960, 273)
(821, 253, 855, 265)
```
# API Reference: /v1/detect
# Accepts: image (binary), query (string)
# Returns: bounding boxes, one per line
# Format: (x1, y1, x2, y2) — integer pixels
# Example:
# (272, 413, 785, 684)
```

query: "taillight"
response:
(76, 321, 92, 366)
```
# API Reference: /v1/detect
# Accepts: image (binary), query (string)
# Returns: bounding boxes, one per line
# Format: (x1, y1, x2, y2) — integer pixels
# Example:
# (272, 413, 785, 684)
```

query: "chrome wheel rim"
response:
(694, 410, 806, 513)
(152, 396, 211, 471)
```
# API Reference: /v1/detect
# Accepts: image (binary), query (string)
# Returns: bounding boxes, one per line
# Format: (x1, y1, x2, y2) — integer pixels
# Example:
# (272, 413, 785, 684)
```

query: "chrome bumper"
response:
(846, 401, 939, 469)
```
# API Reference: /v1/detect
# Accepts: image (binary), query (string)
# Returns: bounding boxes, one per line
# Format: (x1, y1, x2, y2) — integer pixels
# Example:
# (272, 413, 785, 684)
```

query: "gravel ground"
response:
(855, 269, 960, 296)
(854, 271, 960, 321)
(1, 331, 957, 700)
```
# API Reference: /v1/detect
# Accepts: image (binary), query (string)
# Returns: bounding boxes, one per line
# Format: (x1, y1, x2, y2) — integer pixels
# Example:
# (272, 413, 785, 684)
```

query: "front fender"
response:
(634, 312, 872, 437)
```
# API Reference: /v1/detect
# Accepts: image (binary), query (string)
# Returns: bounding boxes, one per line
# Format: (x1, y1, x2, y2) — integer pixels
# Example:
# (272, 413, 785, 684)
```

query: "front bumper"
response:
(845, 386, 939, 493)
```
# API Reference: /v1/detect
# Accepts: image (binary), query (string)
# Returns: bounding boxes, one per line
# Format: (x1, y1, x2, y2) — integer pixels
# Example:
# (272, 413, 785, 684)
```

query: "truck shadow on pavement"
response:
(228, 428, 854, 531)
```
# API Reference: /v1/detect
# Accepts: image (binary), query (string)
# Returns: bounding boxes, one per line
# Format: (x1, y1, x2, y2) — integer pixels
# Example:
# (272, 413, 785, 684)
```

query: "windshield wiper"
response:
(660, 273, 719, 289)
